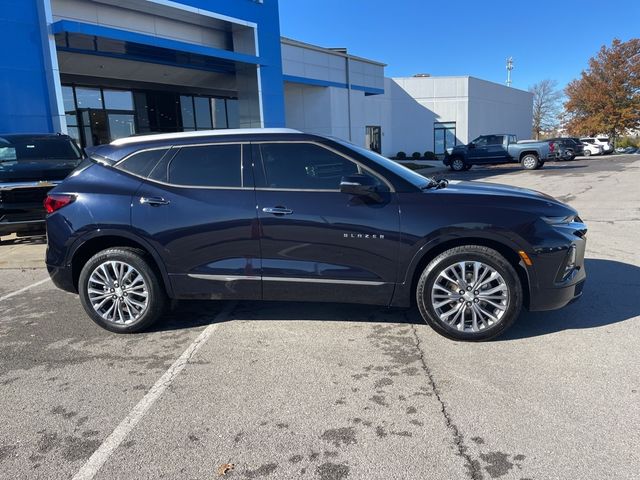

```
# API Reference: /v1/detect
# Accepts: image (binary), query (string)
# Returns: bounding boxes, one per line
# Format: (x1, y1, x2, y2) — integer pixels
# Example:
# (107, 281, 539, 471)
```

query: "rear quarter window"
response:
(116, 149, 169, 178)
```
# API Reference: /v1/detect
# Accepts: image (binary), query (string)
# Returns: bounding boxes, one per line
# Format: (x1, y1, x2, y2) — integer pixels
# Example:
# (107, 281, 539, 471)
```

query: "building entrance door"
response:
(365, 126, 382, 154)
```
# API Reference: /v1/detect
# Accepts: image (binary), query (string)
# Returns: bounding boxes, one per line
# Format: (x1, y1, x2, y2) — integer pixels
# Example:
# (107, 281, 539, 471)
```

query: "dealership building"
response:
(2, 0, 533, 157)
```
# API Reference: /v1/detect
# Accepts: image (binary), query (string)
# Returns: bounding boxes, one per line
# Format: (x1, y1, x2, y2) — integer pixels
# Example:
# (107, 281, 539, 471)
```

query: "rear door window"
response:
(167, 144, 242, 188)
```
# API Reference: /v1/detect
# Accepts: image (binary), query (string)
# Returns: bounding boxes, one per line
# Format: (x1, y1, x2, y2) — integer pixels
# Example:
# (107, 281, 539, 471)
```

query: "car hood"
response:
(0, 158, 80, 183)
(441, 180, 576, 214)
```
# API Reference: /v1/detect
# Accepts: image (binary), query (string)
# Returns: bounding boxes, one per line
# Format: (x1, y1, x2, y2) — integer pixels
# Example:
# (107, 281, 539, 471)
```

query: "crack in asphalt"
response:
(408, 322, 483, 480)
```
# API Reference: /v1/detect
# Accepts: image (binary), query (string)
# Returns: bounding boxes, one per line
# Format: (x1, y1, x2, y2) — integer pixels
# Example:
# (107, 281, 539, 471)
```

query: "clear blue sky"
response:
(278, 0, 640, 92)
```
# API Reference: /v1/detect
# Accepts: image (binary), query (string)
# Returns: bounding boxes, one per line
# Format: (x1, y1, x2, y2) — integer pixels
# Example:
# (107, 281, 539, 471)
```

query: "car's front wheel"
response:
(450, 157, 467, 172)
(416, 246, 523, 341)
(583, 149, 591, 157)
(78, 248, 167, 333)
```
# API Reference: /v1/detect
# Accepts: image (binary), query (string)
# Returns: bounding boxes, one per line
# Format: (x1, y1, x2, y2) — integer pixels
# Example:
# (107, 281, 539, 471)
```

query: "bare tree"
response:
(529, 79, 563, 139)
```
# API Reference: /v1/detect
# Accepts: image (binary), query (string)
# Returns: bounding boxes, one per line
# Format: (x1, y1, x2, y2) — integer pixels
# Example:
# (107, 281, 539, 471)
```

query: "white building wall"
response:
(467, 77, 533, 142)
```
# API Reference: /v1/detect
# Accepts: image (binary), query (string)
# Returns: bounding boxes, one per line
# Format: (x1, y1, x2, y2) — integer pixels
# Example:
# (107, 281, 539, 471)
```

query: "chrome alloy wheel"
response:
(430, 261, 509, 332)
(451, 158, 465, 171)
(522, 156, 537, 169)
(87, 261, 149, 325)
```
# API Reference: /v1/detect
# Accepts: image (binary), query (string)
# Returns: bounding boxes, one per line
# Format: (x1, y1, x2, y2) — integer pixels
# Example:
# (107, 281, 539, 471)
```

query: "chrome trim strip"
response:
(187, 273, 386, 286)
(188, 274, 261, 281)
(0, 181, 61, 190)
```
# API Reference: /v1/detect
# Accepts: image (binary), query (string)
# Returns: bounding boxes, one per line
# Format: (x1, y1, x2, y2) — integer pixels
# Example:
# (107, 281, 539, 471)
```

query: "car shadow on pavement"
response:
(0, 234, 46, 246)
(500, 258, 640, 340)
(150, 258, 638, 339)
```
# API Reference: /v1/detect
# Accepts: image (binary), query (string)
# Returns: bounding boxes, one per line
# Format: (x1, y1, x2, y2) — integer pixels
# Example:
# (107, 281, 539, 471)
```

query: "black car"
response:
(547, 137, 584, 160)
(0, 133, 83, 240)
(45, 129, 587, 341)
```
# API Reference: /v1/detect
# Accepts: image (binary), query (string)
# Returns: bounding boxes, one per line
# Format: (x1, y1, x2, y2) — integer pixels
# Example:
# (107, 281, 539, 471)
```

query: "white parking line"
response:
(71, 301, 236, 480)
(0, 277, 51, 303)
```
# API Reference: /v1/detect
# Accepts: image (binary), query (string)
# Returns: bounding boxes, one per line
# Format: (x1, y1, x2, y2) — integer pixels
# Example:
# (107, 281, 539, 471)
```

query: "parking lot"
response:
(1, 155, 638, 480)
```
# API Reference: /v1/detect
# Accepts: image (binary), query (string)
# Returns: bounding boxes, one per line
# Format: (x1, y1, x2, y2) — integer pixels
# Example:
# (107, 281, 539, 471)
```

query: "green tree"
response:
(565, 38, 640, 142)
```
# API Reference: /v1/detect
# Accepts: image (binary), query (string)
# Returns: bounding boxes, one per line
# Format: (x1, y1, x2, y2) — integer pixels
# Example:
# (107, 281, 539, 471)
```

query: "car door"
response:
(131, 142, 261, 300)
(467, 136, 489, 163)
(253, 141, 401, 305)
(485, 135, 508, 162)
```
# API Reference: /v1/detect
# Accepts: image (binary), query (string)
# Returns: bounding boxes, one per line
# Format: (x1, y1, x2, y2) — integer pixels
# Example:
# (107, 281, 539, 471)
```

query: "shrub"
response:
(411, 151, 422, 160)
(423, 151, 437, 160)
(396, 151, 407, 160)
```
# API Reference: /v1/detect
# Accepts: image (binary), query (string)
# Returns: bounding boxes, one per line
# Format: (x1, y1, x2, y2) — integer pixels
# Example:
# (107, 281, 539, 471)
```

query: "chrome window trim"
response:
(254, 140, 396, 193)
(187, 273, 386, 286)
(114, 142, 252, 191)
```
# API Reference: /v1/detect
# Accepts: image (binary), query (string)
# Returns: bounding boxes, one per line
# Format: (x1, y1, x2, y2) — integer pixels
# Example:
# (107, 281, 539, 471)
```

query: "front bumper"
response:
(527, 222, 587, 311)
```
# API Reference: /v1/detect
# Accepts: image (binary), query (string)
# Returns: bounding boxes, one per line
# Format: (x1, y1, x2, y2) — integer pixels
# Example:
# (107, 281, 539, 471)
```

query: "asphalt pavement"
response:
(0, 155, 638, 480)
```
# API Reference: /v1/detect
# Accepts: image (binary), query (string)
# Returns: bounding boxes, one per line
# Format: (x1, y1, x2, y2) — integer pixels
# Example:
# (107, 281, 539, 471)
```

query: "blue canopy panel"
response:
(52, 20, 262, 75)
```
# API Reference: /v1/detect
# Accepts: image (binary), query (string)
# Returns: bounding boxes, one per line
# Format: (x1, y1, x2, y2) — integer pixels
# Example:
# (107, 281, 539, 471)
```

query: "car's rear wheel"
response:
(416, 246, 522, 341)
(521, 154, 540, 170)
(565, 150, 575, 161)
(583, 149, 591, 157)
(79, 248, 167, 333)
(450, 157, 467, 171)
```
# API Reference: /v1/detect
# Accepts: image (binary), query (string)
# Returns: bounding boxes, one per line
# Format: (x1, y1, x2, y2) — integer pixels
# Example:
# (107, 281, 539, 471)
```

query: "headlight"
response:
(542, 215, 576, 225)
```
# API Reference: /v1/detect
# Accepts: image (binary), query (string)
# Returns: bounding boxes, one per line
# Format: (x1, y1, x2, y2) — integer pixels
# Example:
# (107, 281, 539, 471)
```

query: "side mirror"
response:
(340, 174, 383, 201)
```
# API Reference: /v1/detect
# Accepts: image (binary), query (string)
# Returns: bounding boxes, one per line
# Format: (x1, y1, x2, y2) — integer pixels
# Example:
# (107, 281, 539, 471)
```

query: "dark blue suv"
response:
(45, 129, 587, 341)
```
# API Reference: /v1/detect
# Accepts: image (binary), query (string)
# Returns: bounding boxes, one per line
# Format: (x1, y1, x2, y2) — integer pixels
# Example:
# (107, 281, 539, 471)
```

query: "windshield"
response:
(0, 137, 82, 162)
(332, 138, 432, 189)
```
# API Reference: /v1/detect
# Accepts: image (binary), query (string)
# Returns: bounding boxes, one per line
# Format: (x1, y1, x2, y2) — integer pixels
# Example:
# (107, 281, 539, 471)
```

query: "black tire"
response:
(566, 150, 575, 161)
(78, 247, 167, 333)
(583, 149, 591, 157)
(449, 157, 467, 172)
(462, 164, 472, 171)
(521, 154, 540, 170)
(534, 161, 545, 170)
(416, 246, 523, 341)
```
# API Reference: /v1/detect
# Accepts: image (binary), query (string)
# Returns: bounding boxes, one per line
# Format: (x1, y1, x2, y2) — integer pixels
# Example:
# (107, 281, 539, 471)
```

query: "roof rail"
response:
(110, 128, 302, 146)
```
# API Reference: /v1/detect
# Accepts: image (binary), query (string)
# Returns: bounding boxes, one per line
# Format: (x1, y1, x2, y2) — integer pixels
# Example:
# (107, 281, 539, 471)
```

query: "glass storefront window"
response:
(75, 87, 103, 109)
(108, 114, 136, 141)
(226, 99, 239, 128)
(194, 96, 212, 130)
(180, 96, 195, 130)
(212, 98, 228, 129)
(103, 90, 134, 110)
(62, 86, 75, 113)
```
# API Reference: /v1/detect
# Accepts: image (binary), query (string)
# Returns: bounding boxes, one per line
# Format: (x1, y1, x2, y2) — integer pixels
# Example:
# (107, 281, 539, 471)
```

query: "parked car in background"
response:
(444, 134, 558, 171)
(44, 128, 586, 341)
(0, 133, 83, 241)
(580, 139, 603, 157)
(581, 137, 613, 155)
(620, 146, 637, 154)
(547, 137, 584, 161)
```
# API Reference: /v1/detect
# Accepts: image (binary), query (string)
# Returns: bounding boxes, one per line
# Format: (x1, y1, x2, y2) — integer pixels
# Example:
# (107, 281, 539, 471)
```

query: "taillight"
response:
(44, 194, 76, 214)
(549, 142, 555, 152)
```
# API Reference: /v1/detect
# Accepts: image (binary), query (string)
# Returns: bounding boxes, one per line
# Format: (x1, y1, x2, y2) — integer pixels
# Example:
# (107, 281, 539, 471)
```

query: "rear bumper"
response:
(46, 261, 76, 293)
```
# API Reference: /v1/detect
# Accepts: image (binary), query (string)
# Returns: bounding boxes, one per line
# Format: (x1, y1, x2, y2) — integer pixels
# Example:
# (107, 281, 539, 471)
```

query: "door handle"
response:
(262, 206, 293, 215)
(140, 196, 170, 206)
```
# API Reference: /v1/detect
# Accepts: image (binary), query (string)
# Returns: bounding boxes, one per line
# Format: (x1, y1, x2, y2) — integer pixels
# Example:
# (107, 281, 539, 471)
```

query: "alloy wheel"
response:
(430, 261, 509, 332)
(87, 260, 149, 325)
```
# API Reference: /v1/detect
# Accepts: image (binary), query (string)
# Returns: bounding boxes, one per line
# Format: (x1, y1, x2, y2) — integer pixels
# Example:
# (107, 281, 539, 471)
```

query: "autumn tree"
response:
(529, 79, 563, 139)
(564, 38, 640, 142)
